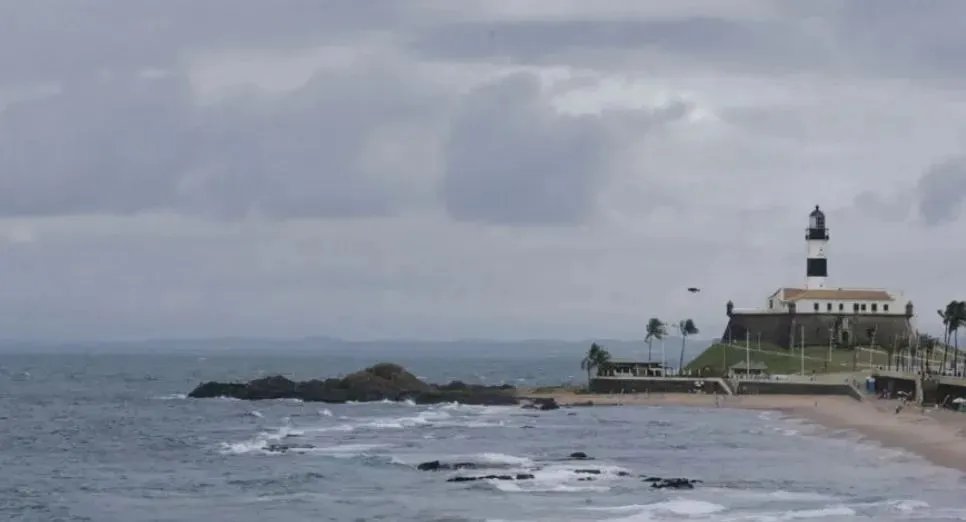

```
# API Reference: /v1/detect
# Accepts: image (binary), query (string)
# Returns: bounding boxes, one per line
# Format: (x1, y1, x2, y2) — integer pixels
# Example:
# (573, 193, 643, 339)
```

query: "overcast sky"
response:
(1, 1, 965, 342)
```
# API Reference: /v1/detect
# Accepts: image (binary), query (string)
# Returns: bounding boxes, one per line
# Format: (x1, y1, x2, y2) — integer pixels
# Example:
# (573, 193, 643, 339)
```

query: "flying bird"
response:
(687, 287, 701, 293)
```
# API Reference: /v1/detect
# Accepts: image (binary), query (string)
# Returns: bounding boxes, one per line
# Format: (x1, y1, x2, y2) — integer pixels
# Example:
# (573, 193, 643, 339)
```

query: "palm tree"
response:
(886, 335, 896, 371)
(938, 306, 952, 374)
(580, 342, 612, 384)
(645, 318, 667, 362)
(910, 333, 923, 371)
(920, 333, 937, 373)
(677, 319, 699, 373)
(948, 301, 966, 375)
(955, 301, 965, 368)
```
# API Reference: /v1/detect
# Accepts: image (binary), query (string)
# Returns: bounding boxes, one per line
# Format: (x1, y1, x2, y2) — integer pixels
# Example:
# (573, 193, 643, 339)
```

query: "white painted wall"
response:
(755, 296, 907, 316)
(793, 298, 902, 315)
(806, 240, 827, 259)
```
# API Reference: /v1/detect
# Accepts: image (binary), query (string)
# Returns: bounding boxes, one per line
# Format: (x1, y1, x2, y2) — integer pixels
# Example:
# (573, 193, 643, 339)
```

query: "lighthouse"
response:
(720, 203, 912, 350)
(805, 205, 829, 289)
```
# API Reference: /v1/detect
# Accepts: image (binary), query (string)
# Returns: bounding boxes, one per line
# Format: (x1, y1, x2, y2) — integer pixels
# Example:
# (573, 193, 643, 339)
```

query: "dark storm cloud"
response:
(441, 72, 691, 225)
(0, 1, 407, 86)
(0, 58, 447, 219)
(916, 156, 966, 226)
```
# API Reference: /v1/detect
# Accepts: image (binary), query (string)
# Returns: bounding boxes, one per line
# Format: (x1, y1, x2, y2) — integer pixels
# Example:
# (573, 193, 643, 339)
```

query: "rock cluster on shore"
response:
(187, 363, 519, 405)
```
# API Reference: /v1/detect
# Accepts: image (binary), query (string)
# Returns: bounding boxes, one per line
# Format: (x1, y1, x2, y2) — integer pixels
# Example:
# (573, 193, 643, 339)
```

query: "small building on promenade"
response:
(599, 360, 669, 377)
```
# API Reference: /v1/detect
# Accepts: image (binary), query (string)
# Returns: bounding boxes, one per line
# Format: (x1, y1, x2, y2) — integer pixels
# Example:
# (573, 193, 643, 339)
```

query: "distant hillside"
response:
(686, 340, 962, 376)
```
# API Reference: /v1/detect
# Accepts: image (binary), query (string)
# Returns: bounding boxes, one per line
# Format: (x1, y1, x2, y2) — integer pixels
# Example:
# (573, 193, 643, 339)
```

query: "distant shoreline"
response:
(518, 390, 966, 473)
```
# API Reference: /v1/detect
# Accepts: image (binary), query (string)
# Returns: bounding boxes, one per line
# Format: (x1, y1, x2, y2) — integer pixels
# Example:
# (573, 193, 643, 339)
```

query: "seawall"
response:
(590, 377, 730, 395)
(722, 312, 912, 349)
(873, 371, 966, 407)
(590, 377, 862, 400)
(735, 380, 863, 401)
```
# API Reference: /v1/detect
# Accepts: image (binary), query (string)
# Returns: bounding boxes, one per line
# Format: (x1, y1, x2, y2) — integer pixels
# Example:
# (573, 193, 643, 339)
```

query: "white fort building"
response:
(722, 205, 914, 349)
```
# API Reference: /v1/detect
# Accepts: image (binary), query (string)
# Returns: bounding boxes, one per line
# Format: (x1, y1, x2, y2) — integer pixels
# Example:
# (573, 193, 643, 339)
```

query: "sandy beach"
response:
(520, 390, 966, 473)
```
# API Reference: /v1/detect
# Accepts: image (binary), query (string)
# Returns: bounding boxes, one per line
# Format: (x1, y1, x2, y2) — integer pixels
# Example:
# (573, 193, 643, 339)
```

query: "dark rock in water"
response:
(187, 363, 518, 405)
(568, 401, 595, 407)
(648, 478, 701, 489)
(447, 476, 480, 483)
(264, 443, 315, 453)
(417, 453, 702, 491)
(521, 398, 560, 411)
(416, 460, 479, 471)
(567, 452, 593, 460)
(447, 474, 534, 483)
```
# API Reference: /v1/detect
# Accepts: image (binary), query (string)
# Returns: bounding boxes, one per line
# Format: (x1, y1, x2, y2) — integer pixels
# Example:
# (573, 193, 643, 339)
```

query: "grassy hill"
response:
(684, 343, 892, 375)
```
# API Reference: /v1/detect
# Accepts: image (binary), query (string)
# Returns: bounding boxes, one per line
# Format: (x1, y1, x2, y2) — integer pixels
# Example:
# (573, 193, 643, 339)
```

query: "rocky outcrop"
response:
(520, 398, 560, 411)
(643, 476, 702, 489)
(187, 363, 518, 406)
(417, 460, 481, 471)
(448, 473, 535, 482)
(415, 453, 702, 490)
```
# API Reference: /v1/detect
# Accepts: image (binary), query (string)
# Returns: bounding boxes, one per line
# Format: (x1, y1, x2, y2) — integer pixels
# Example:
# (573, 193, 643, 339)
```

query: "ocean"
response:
(1, 346, 964, 521)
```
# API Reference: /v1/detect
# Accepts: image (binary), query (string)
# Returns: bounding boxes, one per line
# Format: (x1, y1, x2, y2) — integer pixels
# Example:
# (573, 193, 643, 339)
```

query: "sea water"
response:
(1, 347, 964, 521)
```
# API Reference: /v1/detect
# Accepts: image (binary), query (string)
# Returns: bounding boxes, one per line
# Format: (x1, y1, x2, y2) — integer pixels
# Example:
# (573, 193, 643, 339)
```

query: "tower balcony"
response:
(805, 228, 829, 240)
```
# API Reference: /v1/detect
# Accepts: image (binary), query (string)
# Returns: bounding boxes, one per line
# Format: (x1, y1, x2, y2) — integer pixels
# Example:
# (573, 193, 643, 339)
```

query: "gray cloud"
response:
(442, 72, 693, 225)
(782, 1, 966, 81)
(852, 190, 913, 224)
(190, 58, 447, 220)
(0, 72, 198, 216)
(442, 72, 608, 225)
(408, 18, 828, 74)
(0, 56, 446, 219)
(916, 157, 966, 226)
(0, 1, 408, 86)
(0, 3, 965, 341)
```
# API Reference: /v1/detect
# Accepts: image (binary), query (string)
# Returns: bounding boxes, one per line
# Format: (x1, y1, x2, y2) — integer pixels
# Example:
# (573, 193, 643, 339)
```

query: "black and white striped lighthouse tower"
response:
(805, 205, 829, 289)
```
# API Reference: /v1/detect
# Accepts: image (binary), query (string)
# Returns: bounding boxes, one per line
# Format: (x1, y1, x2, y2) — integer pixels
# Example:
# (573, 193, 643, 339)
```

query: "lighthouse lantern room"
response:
(805, 205, 829, 290)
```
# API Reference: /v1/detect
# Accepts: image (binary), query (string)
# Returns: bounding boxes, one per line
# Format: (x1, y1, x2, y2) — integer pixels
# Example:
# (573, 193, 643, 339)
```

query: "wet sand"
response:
(520, 390, 966, 472)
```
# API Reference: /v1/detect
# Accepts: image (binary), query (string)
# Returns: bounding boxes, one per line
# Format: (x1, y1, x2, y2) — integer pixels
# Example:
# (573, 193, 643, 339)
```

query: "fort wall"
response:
(721, 312, 913, 350)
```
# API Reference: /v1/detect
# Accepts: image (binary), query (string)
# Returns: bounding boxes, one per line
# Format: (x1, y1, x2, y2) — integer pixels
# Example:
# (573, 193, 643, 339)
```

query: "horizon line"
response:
(0, 334, 709, 346)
